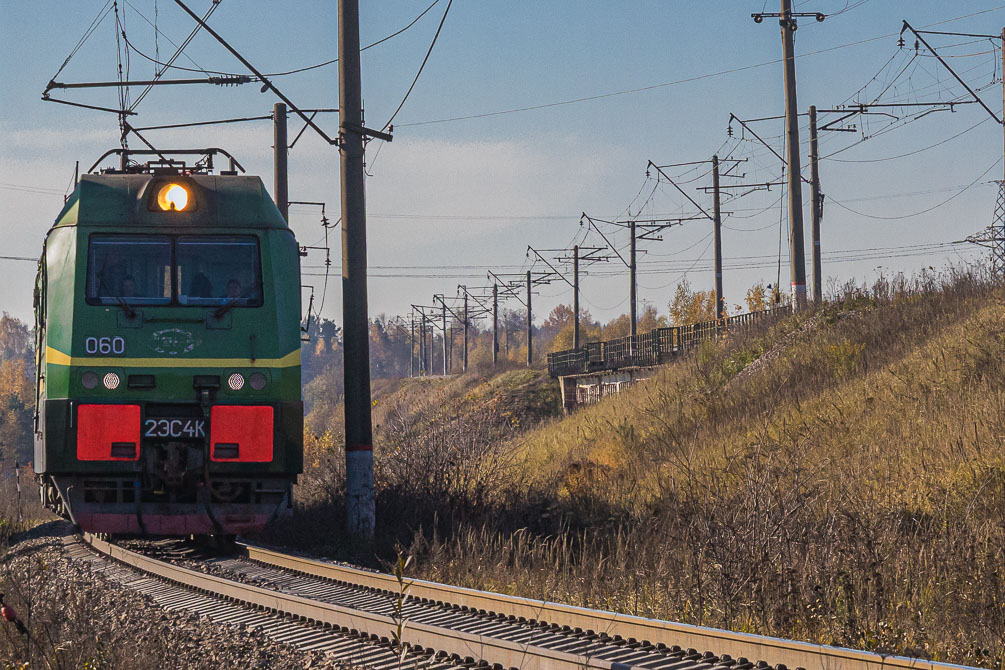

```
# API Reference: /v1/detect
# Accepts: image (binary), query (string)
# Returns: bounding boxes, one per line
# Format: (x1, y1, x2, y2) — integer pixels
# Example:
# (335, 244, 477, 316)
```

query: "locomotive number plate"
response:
(143, 418, 206, 439)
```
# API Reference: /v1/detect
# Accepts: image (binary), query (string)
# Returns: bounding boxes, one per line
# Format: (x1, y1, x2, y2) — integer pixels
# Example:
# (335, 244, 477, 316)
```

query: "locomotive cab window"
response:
(176, 236, 262, 307)
(86, 236, 172, 305)
(86, 235, 262, 308)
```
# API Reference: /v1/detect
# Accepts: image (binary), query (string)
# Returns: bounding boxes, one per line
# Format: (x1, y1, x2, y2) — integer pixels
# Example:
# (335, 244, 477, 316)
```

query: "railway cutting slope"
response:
(287, 274, 1005, 668)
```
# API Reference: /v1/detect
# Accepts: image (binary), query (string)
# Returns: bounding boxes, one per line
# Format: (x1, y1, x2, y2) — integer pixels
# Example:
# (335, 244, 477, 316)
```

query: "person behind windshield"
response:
(119, 275, 137, 298)
(97, 253, 128, 297)
(225, 279, 242, 299)
(189, 272, 213, 298)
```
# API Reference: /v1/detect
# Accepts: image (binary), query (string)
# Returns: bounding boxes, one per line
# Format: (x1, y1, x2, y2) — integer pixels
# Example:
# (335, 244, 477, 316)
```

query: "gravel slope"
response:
(0, 521, 359, 669)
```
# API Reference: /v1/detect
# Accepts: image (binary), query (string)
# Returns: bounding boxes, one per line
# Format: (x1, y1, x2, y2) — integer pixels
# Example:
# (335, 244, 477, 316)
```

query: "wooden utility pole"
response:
(273, 102, 289, 222)
(780, 0, 807, 310)
(492, 284, 499, 366)
(629, 220, 637, 337)
(573, 245, 580, 348)
(712, 155, 724, 320)
(809, 105, 823, 304)
(526, 271, 533, 367)
(338, 0, 374, 539)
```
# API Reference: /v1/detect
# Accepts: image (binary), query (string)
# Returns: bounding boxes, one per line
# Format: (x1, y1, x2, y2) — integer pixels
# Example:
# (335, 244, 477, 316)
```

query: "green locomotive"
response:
(33, 150, 303, 536)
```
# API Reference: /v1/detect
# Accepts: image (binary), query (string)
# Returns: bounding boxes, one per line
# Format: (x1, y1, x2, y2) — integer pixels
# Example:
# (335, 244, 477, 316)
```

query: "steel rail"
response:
(83, 534, 653, 670)
(67, 537, 469, 667)
(238, 542, 982, 670)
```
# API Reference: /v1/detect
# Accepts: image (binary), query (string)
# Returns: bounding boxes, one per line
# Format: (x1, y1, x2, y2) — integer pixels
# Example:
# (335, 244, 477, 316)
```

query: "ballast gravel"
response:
(0, 521, 360, 669)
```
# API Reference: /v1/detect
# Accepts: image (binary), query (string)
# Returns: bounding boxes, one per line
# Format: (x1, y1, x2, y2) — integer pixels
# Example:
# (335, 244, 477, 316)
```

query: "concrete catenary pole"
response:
(409, 312, 414, 377)
(273, 102, 289, 222)
(809, 105, 823, 304)
(999, 26, 1005, 278)
(338, 0, 374, 539)
(573, 245, 580, 348)
(526, 271, 533, 367)
(424, 315, 430, 373)
(712, 154, 724, 320)
(462, 293, 469, 372)
(426, 315, 432, 373)
(780, 0, 807, 310)
(629, 220, 638, 337)
(419, 314, 425, 374)
(427, 316, 434, 372)
(492, 284, 499, 366)
(441, 301, 448, 376)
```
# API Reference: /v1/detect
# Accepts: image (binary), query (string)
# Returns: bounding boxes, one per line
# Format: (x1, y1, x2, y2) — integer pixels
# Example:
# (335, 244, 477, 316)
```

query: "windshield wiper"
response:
(116, 296, 136, 319)
(213, 282, 262, 319)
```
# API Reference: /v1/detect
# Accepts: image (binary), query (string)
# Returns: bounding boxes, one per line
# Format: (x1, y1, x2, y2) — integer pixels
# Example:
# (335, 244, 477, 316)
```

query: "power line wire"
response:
(824, 114, 992, 163)
(50, 1, 115, 81)
(828, 156, 1003, 220)
(395, 6, 1005, 128)
(299, 245, 976, 280)
(122, 0, 442, 78)
(381, 0, 453, 131)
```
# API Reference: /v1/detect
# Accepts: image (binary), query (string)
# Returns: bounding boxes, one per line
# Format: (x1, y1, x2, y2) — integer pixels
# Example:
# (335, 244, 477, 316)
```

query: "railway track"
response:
(76, 534, 982, 670)
(67, 535, 470, 669)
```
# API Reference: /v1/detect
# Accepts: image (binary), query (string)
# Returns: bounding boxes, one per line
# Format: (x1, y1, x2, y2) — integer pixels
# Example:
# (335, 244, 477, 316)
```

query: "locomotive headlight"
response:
(157, 183, 190, 212)
(249, 372, 267, 391)
(227, 373, 245, 390)
(102, 372, 121, 390)
(81, 371, 99, 389)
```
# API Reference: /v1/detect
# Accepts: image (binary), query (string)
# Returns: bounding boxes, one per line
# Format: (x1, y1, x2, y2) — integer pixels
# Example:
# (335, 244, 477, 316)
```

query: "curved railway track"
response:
(77, 534, 982, 670)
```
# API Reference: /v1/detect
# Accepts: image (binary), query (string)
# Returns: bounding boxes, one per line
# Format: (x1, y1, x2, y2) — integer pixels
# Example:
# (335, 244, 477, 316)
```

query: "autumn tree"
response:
(369, 316, 413, 379)
(0, 314, 34, 464)
(636, 304, 666, 332)
(745, 282, 769, 313)
(540, 304, 573, 340)
(0, 314, 32, 364)
(667, 279, 716, 326)
(769, 283, 791, 307)
(549, 307, 601, 351)
(601, 313, 631, 340)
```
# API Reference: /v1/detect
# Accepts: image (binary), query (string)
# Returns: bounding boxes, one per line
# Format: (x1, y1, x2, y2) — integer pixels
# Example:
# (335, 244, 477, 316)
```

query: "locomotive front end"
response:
(34, 166, 303, 536)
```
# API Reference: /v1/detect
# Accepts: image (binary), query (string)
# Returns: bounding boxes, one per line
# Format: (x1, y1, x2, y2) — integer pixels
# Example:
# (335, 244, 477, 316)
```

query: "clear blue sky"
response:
(1, 1, 1003, 326)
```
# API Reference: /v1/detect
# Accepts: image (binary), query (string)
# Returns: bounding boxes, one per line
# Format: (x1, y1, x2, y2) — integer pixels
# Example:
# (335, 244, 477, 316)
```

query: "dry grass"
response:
(282, 269, 1004, 667)
(0, 466, 44, 550)
(267, 366, 561, 561)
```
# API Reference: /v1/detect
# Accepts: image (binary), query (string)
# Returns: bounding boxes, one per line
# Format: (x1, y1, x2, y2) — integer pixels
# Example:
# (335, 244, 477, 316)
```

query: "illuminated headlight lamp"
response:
(156, 183, 190, 212)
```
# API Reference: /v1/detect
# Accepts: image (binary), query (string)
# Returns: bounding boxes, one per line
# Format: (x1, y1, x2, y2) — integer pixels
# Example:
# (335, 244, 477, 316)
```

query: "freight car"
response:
(33, 149, 303, 536)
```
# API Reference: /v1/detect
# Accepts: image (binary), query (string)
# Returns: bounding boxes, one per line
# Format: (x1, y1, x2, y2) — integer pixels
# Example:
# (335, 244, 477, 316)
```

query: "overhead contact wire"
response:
(381, 0, 453, 131)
